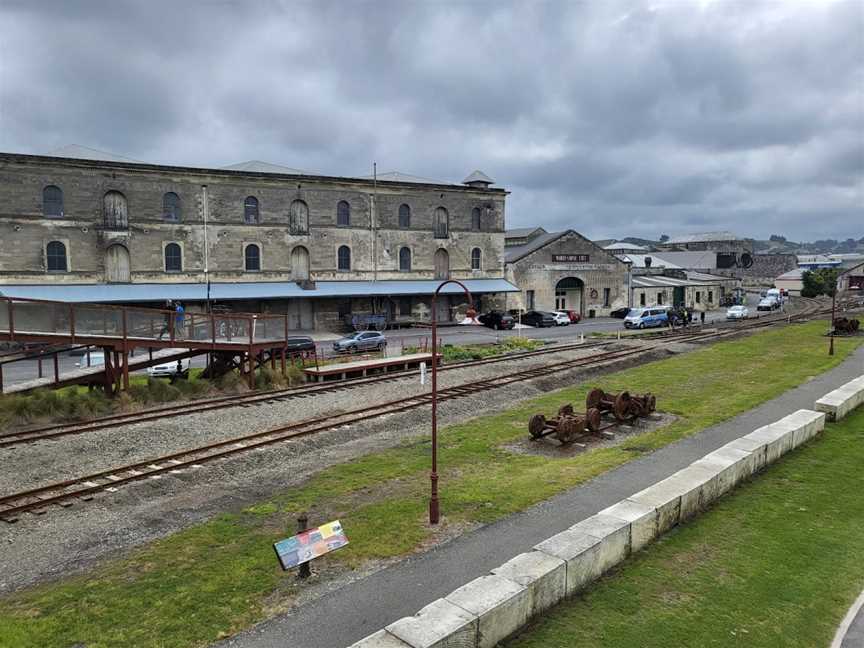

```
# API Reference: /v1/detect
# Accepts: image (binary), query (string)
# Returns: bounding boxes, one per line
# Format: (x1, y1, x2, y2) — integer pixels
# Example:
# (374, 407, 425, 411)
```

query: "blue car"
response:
(623, 307, 669, 329)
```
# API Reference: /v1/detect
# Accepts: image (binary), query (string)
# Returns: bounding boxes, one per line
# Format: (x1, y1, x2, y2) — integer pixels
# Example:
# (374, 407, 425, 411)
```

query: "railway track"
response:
(0, 302, 839, 522)
(0, 298, 830, 449)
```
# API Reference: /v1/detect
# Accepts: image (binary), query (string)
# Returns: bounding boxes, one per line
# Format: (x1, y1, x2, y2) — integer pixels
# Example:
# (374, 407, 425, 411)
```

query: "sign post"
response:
(419, 361, 427, 385)
(273, 519, 349, 575)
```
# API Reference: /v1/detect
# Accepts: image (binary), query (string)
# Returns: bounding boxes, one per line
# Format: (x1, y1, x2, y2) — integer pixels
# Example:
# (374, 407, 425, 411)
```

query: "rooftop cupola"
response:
(462, 170, 495, 188)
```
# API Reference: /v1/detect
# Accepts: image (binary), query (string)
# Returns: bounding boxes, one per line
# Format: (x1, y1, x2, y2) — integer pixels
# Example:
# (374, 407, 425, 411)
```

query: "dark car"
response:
(333, 330, 387, 353)
(521, 311, 556, 327)
(610, 307, 631, 319)
(478, 311, 516, 330)
(286, 336, 316, 353)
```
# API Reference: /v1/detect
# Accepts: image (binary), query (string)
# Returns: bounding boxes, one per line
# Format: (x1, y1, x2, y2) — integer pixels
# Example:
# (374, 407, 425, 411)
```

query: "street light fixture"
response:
(429, 279, 475, 525)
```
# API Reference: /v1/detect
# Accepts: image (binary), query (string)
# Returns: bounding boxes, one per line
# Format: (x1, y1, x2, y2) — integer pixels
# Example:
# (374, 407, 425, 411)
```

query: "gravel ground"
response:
(0, 341, 677, 594)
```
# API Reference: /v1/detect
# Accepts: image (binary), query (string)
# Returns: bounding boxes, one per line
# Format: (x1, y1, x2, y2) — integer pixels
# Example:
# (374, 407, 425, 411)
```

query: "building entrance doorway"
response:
(673, 286, 686, 308)
(554, 277, 583, 314)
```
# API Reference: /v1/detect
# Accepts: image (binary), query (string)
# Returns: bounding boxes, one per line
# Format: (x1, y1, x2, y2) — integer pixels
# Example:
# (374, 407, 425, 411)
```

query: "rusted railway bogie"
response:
(833, 317, 860, 335)
(586, 388, 656, 421)
(528, 407, 601, 444)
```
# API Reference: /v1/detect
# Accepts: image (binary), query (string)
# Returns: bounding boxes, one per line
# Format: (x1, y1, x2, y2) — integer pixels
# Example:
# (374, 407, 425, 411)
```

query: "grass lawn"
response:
(0, 321, 859, 648)
(505, 407, 864, 648)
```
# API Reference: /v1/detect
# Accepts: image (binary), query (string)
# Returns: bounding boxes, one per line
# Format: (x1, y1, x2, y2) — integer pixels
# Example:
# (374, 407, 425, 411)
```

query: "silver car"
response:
(333, 330, 387, 353)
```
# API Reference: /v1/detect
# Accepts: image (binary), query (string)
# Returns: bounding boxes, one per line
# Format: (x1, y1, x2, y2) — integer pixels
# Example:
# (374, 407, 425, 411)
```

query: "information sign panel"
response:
(273, 520, 349, 571)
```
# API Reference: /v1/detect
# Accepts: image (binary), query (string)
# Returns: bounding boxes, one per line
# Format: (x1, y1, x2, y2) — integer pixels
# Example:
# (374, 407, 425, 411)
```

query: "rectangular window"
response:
(640, 292, 646, 306)
(526, 290, 535, 310)
(657, 292, 664, 305)
(603, 288, 610, 307)
(696, 291, 701, 303)
(708, 290, 714, 303)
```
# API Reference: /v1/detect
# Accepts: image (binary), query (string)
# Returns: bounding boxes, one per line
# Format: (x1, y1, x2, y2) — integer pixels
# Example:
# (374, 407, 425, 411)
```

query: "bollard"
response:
(617, 330, 620, 340)
(297, 514, 311, 579)
(580, 333, 585, 343)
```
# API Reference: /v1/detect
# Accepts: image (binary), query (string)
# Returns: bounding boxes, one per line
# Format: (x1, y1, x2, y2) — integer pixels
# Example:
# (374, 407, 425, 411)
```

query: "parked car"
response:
(552, 311, 571, 326)
(75, 351, 104, 368)
(147, 357, 191, 378)
(333, 330, 387, 353)
(624, 308, 669, 329)
(726, 305, 750, 320)
(286, 336, 316, 353)
(68, 345, 96, 357)
(520, 311, 557, 328)
(562, 310, 581, 323)
(478, 311, 516, 330)
(757, 297, 779, 312)
(609, 307, 632, 319)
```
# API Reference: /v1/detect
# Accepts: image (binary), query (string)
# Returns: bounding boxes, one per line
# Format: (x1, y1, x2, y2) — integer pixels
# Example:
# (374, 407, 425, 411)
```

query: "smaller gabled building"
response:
(504, 228, 629, 316)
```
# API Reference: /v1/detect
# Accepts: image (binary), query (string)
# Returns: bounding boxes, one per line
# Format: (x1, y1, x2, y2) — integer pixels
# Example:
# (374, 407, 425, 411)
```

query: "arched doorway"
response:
(105, 244, 131, 283)
(291, 245, 310, 281)
(434, 248, 449, 280)
(555, 277, 583, 314)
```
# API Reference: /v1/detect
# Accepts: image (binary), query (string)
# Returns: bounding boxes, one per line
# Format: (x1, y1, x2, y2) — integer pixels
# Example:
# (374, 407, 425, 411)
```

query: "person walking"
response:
(174, 302, 186, 340)
(700, 310, 705, 326)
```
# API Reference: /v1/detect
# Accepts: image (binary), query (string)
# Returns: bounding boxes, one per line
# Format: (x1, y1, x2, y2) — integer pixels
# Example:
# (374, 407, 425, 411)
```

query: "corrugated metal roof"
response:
(221, 160, 314, 175)
(619, 254, 683, 269)
(504, 231, 569, 263)
(462, 170, 495, 185)
(354, 171, 452, 185)
(665, 231, 741, 244)
(47, 144, 144, 164)
(604, 242, 648, 251)
(505, 227, 546, 239)
(632, 272, 732, 289)
(0, 279, 519, 304)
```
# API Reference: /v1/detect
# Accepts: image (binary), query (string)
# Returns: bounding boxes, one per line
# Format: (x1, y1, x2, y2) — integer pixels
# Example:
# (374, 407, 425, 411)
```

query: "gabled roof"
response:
(505, 227, 547, 239)
(462, 170, 495, 185)
(619, 254, 683, 270)
(47, 144, 143, 163)
(604, 242, 648, 251)
(221, 160, 313, 175)
(505, 229, 624, 266)
(664, 231, 742, 245)
(355, 171, 451, 185)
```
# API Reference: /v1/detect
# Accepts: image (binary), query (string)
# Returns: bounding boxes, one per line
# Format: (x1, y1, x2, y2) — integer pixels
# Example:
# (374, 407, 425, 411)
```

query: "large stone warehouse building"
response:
(0, 148, 516, 330)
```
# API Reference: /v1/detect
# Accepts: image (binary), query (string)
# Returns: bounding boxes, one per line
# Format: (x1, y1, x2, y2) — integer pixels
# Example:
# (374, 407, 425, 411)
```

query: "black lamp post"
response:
(429, 279, 475, 525)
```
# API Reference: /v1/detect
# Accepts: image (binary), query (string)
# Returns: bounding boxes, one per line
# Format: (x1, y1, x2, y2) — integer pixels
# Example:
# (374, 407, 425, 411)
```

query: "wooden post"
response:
(280, 347, 286, 376)
(122, 348, 130, 391)
(38, 357, 43, 379)
(70, 304, 76, 343)
(247, 352, 255, 389)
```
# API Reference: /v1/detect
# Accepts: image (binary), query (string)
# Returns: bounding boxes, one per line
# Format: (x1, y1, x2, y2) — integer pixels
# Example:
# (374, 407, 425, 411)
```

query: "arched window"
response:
(46, 241, 67, 272)
(337, 245, 351, 271)
(337, 200, 351, 227)
(164, 243, 182, 272)
(434, 248, 449, 280)
(244, 196, 259, 224)
(43, 186, 63, 217)
(289, 200, 309, 235)
(471, 247, 482, 270)
(291, 245, 310, 281)
(163, 192, 181, 221)
(103, 191, 128, 228)
(399, 247, 411, 272)
(245, 244, 261, 271)
(471, 207, 481, 231)
(398, 204, 411, 228)
(434, 206, 449, 238)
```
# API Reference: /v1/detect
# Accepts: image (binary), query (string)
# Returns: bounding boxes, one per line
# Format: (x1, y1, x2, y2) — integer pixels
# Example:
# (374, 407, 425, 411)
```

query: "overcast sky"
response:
(0, 0, 861, 241)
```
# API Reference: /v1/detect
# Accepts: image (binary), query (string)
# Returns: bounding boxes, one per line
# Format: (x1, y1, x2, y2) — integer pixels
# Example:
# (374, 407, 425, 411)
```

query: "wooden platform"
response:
(303, 352, 439, 382)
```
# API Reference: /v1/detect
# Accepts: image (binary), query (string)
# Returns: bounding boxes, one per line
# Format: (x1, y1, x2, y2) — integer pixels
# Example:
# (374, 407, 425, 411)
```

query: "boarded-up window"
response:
(46, 241, 67, 272)
(337, 245, 351, 271)
(291, 245, 310, 280)
(163, 192, 181, 221)
(434, 207, 449, 238)
(399, 247, 411, 272)
(244, 196, 259, 224)
(245, 244, 261, 271)
(337, 200, 351, 227)
(471, 247, 481, 270)
(164, 243, 182, 272)
(103, 191, 128, 228)
(43, 186, 63, 217)
(434, 248, 449, 279)
(289, 200, 309, 234)
(105, 244, 131, 283)
(398, 204, 411, 228)
(471, 207, 481, 231)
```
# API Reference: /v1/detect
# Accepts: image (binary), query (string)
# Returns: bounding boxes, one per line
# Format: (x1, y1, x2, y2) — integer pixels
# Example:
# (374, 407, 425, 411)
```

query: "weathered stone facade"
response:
(0, 153, 509, 329)
(505, 230, 629, 317)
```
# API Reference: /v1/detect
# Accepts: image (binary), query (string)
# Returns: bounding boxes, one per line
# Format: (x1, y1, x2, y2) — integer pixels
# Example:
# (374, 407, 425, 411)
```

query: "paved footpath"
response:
(219, 345, 864, 648)
(837, 590, 864, 648)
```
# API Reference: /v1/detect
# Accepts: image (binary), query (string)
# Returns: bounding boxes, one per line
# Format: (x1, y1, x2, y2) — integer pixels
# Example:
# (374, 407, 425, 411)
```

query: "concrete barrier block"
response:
(744, 422, 795, 464)
(664, 464, 723, 520)
(628, 480, 683, 534)
(491, 551, 566, 616)
(348, 629, 414, 648)
(815, 375, 864, 421)
(386, 599, 478, 648)
(693, 446, 756, 496)
(569, 514, 631, 572)
(599, 499, 658, 552)
(534, 528, 603, 595)
(725, 436, 769, 472)
(783, 409, 826, 447)
(446, 575, 531, 648)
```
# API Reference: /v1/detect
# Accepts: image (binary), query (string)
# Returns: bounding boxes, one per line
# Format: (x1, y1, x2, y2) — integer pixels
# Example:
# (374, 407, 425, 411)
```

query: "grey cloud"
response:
(0, 0, 861, 241)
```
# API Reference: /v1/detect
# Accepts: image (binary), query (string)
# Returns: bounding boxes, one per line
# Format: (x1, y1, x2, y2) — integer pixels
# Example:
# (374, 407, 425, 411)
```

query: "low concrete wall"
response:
(348, 408, 832, 648)
(815, 375, 864, 421)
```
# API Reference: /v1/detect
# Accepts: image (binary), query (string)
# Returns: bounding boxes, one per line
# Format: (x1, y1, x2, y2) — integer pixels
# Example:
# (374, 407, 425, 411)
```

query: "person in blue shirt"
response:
(175, 302, 185, 339)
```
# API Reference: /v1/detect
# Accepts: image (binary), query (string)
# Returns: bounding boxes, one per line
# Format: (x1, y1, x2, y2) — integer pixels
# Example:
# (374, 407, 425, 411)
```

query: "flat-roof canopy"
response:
(0, 279, 519, 304)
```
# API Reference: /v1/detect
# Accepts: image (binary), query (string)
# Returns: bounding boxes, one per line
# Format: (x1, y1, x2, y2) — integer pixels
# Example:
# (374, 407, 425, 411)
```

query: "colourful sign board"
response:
(273, 520, 349, 571)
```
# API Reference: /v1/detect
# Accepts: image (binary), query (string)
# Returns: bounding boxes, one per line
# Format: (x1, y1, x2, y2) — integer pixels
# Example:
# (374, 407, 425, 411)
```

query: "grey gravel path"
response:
(217, 345, 864, 648)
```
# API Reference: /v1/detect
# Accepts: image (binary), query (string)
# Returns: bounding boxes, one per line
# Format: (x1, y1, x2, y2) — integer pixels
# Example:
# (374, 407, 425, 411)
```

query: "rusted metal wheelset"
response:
(833, 317, 860, 335)
(528, 388, 657, 445)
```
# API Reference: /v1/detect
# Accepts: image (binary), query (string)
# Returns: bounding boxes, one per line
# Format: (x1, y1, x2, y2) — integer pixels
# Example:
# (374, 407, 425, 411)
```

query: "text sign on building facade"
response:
(552, 254, 590, 263)
(273, 520, 349, 570)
